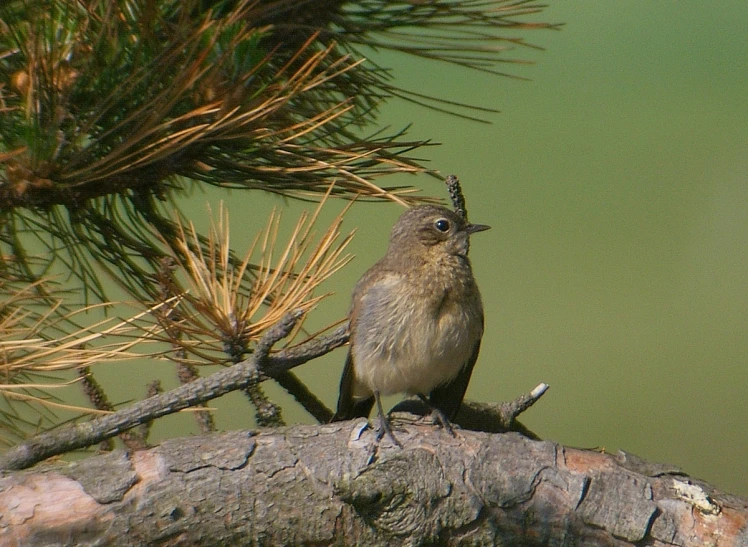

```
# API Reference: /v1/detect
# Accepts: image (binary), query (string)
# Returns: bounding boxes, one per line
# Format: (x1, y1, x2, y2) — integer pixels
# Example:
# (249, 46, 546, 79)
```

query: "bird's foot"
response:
(417, 394, 456, 437)
(374, 392, 402, 447)
(375, 413, 402, 448)
(428, 407, 456, 437)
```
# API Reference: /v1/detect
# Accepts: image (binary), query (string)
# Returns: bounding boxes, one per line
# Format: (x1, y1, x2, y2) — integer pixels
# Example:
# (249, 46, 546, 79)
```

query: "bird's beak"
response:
(466, 223, 491, 234)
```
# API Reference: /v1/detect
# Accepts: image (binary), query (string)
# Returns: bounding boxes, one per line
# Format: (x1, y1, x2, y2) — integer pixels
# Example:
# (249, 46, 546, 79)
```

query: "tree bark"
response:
(1, 421, 746, 546)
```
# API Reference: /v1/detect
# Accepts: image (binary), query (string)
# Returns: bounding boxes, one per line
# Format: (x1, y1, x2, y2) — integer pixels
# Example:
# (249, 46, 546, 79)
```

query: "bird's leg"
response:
(418, 394, 456, 437)
(374, 390, 402, 447)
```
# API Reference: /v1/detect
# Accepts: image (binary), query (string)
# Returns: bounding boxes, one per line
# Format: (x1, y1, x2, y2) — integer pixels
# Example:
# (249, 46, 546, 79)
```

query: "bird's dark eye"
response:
(434, 218, 450, 232)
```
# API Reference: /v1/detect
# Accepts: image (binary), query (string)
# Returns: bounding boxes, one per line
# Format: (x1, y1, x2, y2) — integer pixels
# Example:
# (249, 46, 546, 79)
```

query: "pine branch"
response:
(0, 314, 349, 471)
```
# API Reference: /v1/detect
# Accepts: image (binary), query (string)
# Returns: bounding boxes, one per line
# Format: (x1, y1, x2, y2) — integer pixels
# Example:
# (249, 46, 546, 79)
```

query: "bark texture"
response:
(1, 422, 746, 546)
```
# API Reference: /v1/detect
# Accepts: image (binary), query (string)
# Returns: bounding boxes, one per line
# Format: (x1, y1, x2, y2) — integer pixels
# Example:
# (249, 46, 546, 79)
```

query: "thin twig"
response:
(176, 362, 217, 434)
(445, 174, 468, 221)
(389, 383, 549, 440)
(274, 370, 334, 423)
(244, 381, 286, 428)
(79, 366, 144, 451)
(137, 380, 162, 445)
(454, 383, 550, 438)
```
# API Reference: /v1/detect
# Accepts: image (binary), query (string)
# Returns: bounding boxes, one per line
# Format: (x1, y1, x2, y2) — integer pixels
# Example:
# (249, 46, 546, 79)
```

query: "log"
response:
(1, 420, 746, 546)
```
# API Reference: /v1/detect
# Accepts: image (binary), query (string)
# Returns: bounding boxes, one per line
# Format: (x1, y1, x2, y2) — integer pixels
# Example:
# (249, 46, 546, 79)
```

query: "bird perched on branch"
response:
(332, 204, 489, 445)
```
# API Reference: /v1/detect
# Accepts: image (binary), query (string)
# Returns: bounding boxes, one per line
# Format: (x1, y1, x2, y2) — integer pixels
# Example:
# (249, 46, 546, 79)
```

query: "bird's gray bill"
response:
(466, 223, 491, 234)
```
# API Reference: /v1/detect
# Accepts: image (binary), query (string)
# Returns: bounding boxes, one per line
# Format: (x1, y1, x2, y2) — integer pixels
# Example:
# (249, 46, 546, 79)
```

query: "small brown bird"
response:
(332, 205, 489, 444)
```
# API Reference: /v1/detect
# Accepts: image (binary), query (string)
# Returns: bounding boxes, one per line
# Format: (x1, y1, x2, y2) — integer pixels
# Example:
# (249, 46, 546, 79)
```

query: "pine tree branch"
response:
(0, 313, 349, 471)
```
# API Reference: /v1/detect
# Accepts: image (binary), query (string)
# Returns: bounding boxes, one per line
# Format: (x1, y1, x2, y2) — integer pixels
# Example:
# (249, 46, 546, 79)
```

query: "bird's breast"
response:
(351, 273, 483, 398)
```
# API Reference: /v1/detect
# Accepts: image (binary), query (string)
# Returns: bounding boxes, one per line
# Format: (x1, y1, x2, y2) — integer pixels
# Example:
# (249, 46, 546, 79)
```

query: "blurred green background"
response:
(102, 1, 747, 496)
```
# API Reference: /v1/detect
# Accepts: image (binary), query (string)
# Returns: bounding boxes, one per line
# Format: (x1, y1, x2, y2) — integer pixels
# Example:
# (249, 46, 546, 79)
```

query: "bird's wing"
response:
(332, 350, 375, 421)
(428, 335, 482, 421)
(331, 272, 402, 422)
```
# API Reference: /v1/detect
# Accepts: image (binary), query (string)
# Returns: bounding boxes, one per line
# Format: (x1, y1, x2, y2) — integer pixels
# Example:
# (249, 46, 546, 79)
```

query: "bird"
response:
(332, 204, 489, 444)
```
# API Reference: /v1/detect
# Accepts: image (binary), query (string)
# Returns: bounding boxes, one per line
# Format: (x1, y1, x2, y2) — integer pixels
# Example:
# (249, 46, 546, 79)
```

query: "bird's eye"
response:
(434, 219, 450, 232)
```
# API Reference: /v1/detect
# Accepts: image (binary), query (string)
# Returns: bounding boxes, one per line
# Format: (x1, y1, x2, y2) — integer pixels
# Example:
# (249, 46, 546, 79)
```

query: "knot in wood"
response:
(336, 451, 450, 539)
